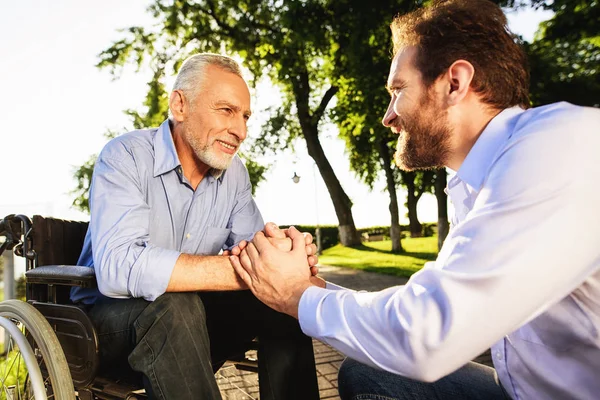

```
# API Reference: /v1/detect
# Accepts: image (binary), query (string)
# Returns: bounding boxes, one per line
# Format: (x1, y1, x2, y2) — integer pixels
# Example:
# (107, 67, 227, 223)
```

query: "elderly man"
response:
(72, 53, 320, 400)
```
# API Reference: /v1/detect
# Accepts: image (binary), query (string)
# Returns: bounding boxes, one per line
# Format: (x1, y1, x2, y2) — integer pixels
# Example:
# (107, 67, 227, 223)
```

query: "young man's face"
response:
(182, 65, 251, 170)
(382, 46, 451, 171)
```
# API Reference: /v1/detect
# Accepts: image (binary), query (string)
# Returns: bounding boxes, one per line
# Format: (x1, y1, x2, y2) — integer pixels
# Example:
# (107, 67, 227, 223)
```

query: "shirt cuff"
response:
(325, 281, 347, 291)
(130, 247, 180, 301)
(298, 285, 336, 338)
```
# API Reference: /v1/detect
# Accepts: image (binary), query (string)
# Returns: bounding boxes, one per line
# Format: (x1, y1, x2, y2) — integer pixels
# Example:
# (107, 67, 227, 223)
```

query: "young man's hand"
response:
(229, 223, 319, 276)
(229, 226, 324, 318)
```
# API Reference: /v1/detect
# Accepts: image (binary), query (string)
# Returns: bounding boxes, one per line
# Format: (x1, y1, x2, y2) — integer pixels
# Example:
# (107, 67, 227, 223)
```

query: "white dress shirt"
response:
(299, 102, 600, 400)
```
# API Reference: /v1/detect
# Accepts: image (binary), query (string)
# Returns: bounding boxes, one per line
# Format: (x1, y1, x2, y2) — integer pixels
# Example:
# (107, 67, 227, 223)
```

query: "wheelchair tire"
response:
(0, 299, 75, 399)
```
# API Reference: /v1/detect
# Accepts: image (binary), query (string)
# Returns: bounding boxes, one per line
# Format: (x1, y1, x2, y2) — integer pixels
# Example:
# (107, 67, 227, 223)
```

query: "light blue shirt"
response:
(71, 120, 264, 304)
(299, 102, 600, 399)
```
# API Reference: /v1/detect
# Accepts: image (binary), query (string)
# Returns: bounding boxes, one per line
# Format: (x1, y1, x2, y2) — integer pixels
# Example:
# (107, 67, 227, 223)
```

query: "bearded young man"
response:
(229, 1, 600, 399)
(70, 53, 321, 400)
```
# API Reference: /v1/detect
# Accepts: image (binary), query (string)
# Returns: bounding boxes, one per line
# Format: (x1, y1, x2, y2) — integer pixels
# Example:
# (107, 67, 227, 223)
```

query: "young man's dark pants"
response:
(338, 358, 512, 400)
(88, 291, 320, 400)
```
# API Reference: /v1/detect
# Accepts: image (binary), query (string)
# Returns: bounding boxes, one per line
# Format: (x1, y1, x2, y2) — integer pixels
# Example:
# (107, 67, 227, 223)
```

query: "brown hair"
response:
(391, 0, 530, 109)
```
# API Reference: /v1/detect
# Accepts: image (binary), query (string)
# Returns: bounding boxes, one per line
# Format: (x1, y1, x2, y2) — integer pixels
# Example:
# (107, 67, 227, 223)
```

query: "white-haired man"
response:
(72, 53, 321, 400)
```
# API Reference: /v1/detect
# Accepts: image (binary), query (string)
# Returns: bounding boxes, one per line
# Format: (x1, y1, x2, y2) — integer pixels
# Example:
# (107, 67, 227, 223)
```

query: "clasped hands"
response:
(227, 223, 326, 318)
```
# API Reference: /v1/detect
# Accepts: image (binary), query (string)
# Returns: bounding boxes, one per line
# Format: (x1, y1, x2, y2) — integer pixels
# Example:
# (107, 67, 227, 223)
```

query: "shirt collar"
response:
(456, 106, 525, 191)
(153, 120, 181, 178)
(152, 119, 226, 182)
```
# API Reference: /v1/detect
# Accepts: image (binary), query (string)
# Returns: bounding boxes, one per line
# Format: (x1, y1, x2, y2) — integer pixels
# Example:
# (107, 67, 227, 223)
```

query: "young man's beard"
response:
(394, 93, 452, 171)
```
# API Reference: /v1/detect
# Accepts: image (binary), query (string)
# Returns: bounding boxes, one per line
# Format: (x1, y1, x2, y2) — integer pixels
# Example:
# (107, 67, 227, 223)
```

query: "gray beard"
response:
(183, 127, 235, 170)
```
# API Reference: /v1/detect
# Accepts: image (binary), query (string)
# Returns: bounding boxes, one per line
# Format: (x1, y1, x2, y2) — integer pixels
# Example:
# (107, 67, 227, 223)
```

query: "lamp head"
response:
(292, 172, 300, 184)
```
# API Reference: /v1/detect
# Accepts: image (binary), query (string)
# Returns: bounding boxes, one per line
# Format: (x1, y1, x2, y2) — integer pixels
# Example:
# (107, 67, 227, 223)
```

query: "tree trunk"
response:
(403, 171, 422, 237)
(292, 69, 361, 247)
(305, 131, 360, 246)
(379, 139, 403, 253)
(434, 168, 449, 250)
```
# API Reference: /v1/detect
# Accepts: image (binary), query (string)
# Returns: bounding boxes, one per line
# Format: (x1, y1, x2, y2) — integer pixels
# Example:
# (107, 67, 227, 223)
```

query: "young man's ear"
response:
(169, 90, 187, 122)
(443, 59, 475, 106)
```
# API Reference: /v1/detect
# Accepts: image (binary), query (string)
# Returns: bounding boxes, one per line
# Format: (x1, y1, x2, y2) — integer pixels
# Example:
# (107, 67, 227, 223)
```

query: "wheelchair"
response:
(0, 214, 258, 400)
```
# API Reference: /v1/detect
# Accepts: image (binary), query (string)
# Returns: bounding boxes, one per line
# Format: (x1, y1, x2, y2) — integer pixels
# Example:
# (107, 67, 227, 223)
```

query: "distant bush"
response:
(422, 223, 437, 237)
(281, 223, 439, 249)
(16, 276, 26, 300)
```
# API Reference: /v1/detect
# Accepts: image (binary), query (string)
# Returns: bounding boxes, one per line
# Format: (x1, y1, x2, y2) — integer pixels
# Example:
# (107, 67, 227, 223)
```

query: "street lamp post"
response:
(292, 167, 321, 255)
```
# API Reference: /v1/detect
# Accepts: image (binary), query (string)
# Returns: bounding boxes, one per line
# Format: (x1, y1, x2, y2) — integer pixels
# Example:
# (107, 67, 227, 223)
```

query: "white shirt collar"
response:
(456, 106, 525, 192)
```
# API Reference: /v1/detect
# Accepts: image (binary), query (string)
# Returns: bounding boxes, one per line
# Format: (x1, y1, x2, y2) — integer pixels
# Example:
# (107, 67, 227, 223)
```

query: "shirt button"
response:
(186, 233, 191, 239)
(495, 351, 502, 361)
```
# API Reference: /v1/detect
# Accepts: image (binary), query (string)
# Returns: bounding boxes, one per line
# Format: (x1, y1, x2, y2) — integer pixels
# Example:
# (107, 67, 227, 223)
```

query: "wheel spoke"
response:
(16, 351, 22, 400)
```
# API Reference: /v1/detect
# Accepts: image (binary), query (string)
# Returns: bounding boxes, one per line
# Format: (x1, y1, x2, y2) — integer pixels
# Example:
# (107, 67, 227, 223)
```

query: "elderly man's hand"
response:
(229, 226, 325, 318)
(229, 223, 319, 276)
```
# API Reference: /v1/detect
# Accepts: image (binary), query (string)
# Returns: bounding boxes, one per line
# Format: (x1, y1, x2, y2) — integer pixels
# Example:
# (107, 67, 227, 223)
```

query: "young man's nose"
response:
(382, 102, 398, 127)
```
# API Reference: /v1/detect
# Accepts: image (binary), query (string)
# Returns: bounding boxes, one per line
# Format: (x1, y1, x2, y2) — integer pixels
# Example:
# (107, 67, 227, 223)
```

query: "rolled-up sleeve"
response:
(90, 151, 179, 301)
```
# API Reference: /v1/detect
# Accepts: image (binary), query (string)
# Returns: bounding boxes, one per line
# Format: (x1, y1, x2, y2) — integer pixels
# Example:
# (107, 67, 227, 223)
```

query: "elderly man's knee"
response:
(136, 292, 206, 333)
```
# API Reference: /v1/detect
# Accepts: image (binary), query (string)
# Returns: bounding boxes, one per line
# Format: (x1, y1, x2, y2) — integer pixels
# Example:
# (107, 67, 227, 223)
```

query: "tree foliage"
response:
(525, 0, 600, 107)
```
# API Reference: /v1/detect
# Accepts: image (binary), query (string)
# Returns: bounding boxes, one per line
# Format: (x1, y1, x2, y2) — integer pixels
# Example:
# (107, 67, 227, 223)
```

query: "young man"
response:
(72, 53, 320, 400)
(230, 1, 600, 399)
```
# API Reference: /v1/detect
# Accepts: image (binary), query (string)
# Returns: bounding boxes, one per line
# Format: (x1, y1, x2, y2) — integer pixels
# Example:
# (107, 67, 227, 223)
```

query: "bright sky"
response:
(0, 1, 553, 229)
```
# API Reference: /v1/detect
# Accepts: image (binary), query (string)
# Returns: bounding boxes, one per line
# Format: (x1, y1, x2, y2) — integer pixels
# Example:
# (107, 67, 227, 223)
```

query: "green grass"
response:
(0, 346, 32, 399)
(319, 236, 438, 277)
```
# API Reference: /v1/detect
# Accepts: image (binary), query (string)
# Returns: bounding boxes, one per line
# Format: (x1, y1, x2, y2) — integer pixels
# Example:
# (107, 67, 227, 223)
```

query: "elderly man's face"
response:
(382, 46, 451, 171)
(182, 65, 251, 170)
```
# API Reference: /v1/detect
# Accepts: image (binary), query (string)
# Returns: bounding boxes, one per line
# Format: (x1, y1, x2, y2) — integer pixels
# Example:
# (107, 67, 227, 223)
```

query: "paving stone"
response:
(325, 372, 338, 381)
(319, 388, 342, 399)
(317, 375, 334, 389)
(316, 363, 339, 375)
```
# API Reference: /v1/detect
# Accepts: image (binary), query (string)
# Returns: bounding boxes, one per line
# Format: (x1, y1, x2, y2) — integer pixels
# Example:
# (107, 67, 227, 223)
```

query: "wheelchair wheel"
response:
(0, 300, 75, 399)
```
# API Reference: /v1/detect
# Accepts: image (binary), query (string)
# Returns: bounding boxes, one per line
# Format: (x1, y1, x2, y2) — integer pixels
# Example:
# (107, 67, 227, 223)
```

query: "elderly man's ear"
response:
(169, 90, 190, 121)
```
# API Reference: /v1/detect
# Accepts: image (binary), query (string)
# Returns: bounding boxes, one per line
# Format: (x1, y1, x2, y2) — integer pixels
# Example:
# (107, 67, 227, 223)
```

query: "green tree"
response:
(330, 1, 450, 250)
(525, 0, 600, 107)
(331, 1, 419, 252)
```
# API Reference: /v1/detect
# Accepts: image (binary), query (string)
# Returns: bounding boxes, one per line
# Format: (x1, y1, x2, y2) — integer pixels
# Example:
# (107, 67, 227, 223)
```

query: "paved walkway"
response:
(216, 265, 492, 399)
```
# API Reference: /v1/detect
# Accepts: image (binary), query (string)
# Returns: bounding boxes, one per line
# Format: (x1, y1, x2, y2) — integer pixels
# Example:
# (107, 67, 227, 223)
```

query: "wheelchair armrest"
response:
(26, 265, 97, 288)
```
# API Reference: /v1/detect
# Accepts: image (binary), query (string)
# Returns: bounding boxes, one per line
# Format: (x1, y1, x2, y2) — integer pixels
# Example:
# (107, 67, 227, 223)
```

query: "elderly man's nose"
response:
(229, 118, 248, 142)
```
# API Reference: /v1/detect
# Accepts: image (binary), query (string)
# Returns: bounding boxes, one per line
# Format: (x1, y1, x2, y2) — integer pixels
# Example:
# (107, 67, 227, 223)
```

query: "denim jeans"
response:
(88, 291, 319, 400)
(338, 358, 512, 400)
